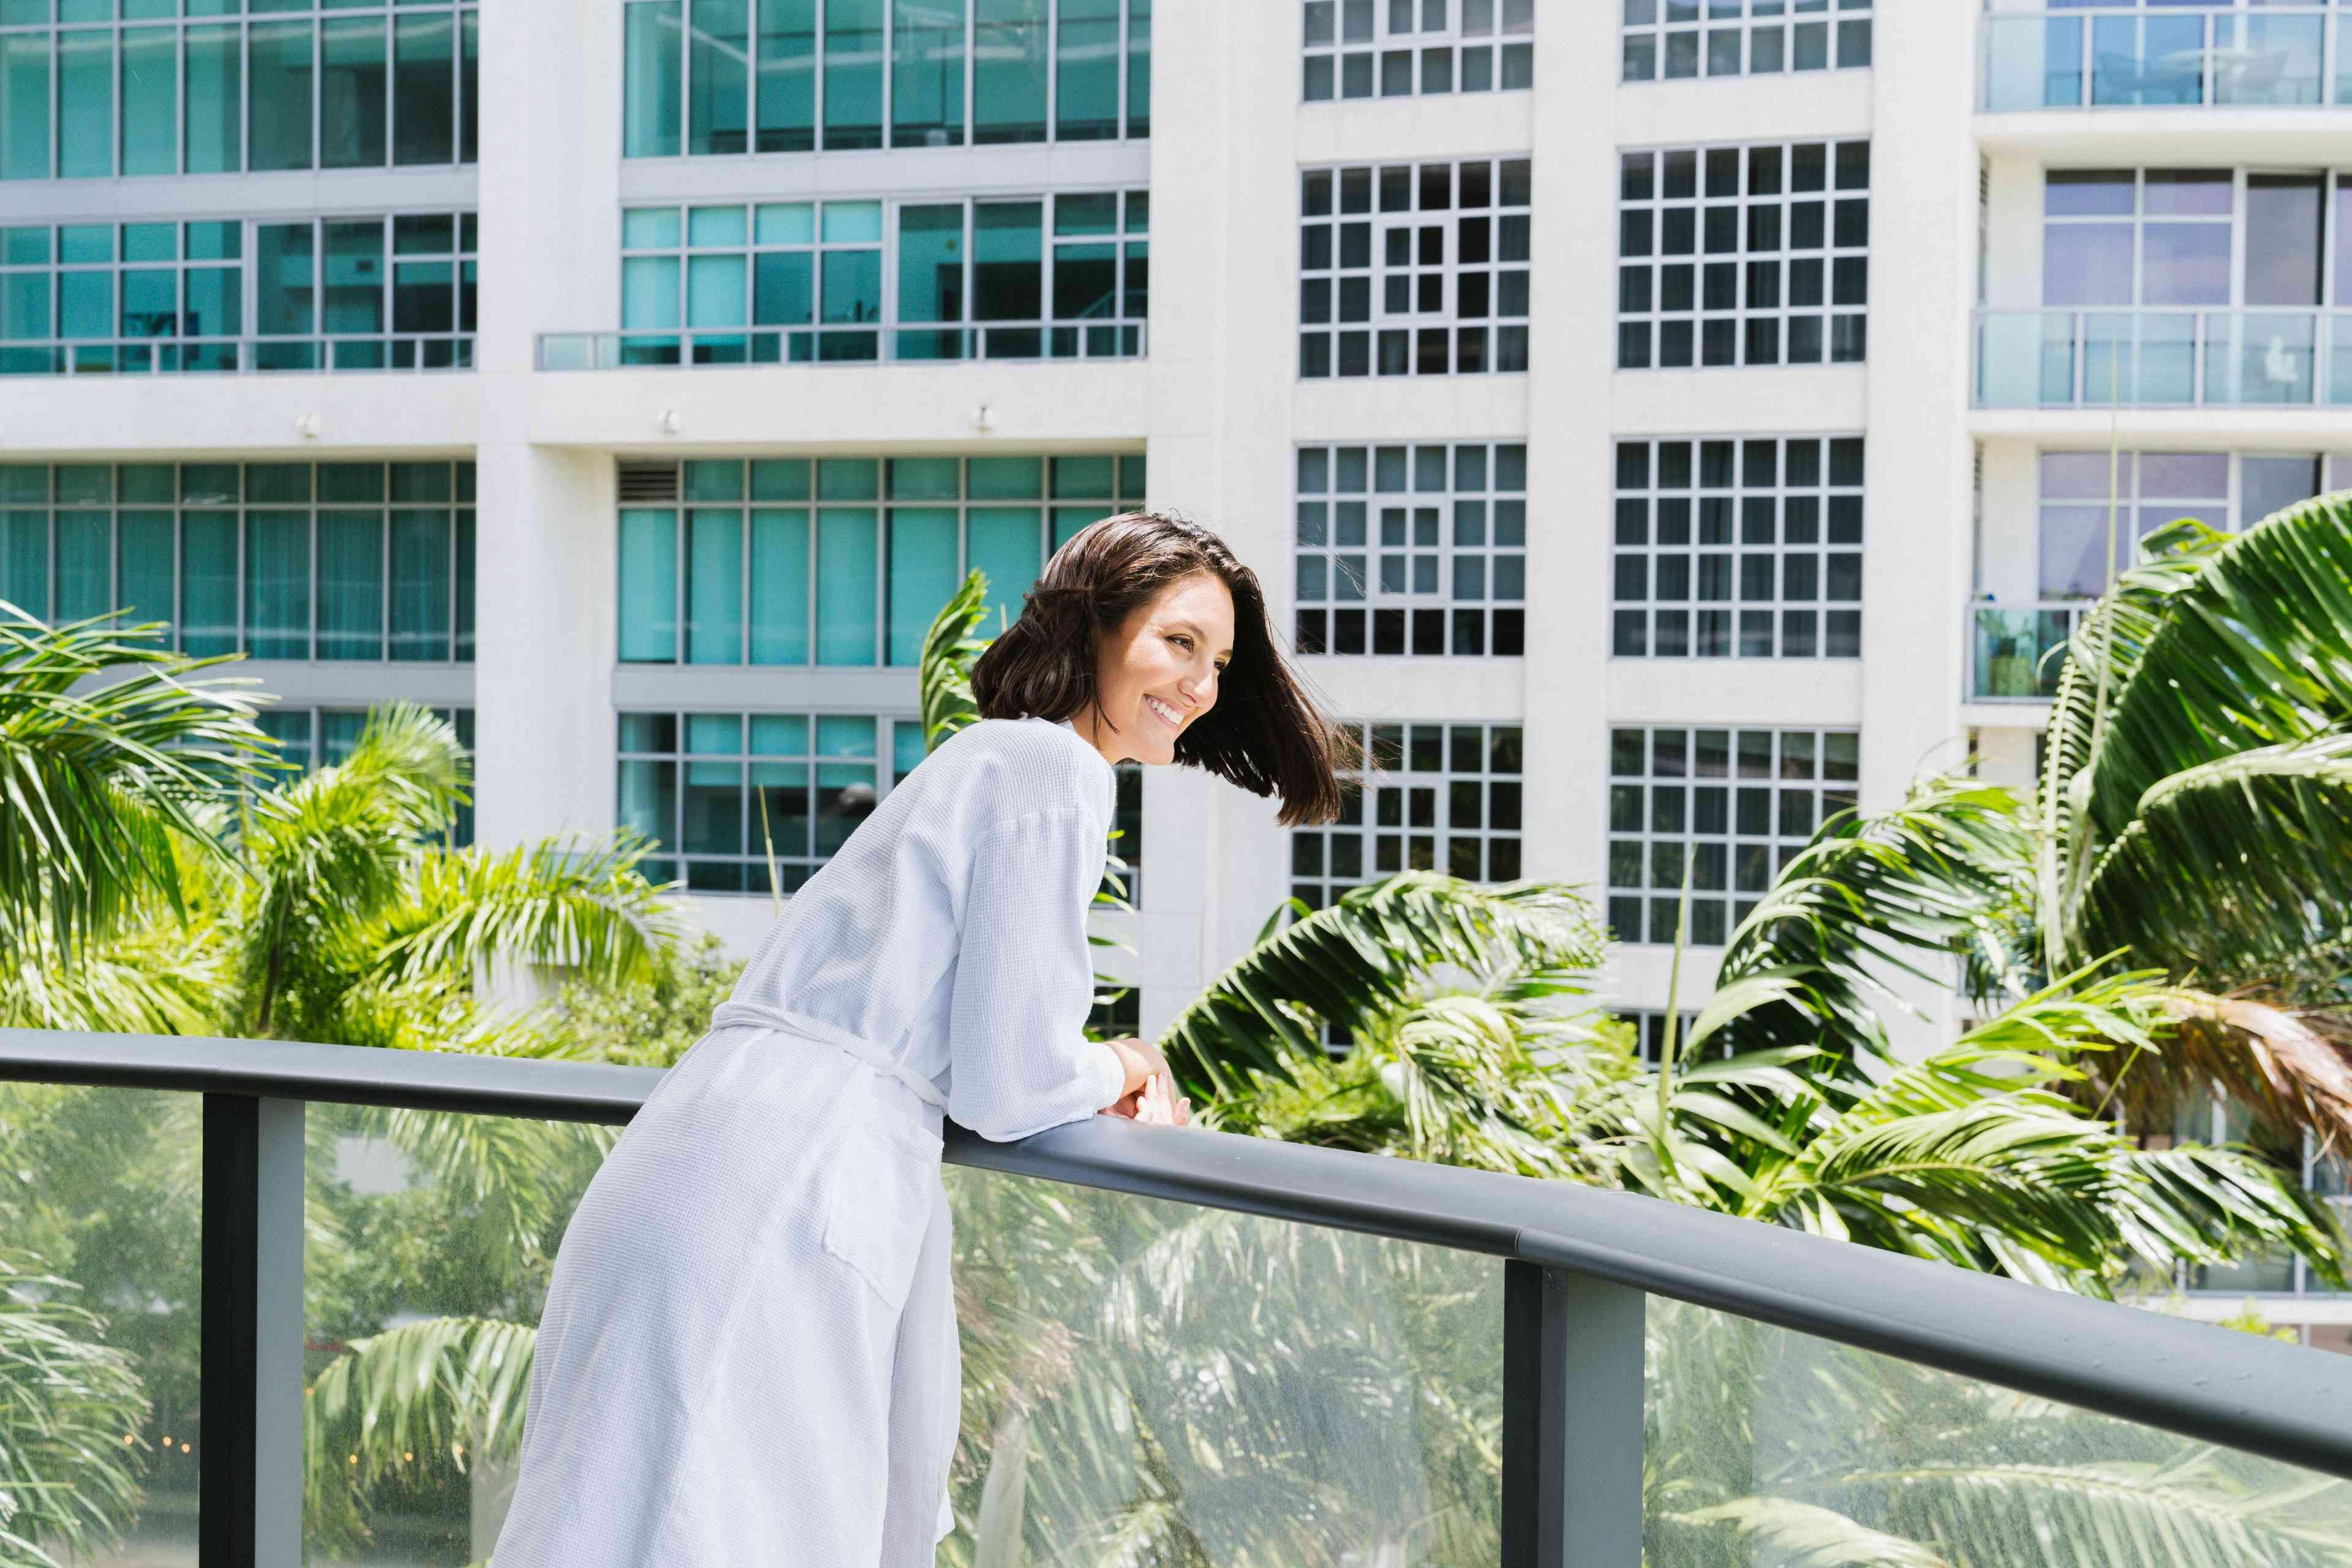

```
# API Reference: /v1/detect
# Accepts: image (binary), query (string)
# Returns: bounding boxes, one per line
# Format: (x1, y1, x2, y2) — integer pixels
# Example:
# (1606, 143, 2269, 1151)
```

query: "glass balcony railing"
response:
(0, 336, 475, 376)
(4, 1027, 2351, 1566)
(1976, 309, 2352, 407)
(1970, 598, 2086, 701)
(1983, 6, 2346, 111)
(537, 322, 1148, 371)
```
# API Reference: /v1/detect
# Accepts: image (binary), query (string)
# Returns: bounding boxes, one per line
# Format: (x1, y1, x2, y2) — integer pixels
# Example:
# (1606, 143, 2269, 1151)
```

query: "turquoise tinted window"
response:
(619, 508, 679, 662)
(816, 508, 877, 665)
(886, 507, 958, 665)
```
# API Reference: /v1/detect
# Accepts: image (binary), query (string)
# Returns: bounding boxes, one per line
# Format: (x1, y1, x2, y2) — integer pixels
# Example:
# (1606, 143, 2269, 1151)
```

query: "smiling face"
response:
(1075, 572, 1237, 767)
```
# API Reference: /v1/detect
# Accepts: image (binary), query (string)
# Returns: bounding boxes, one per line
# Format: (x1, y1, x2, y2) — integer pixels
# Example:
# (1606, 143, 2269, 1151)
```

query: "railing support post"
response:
(1501, 1261, 1645, 1567)
(201, 1094, 306, 1568)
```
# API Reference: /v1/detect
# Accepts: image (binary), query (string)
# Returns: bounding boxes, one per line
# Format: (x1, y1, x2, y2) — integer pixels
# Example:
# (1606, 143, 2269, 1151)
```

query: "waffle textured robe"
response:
(491, 717, 1126, 1567)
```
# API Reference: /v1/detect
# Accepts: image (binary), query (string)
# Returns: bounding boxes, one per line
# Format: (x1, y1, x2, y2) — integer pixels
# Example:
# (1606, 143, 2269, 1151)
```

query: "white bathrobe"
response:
(492, 717, 1127, 1567)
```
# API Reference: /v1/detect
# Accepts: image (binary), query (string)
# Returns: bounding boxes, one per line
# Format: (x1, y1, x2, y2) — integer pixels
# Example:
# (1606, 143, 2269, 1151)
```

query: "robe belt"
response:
(707, 1000, 950, 1115)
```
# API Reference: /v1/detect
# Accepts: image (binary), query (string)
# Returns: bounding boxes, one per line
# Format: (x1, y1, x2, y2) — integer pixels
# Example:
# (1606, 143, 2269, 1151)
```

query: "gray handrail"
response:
(7, 1025, 2352, 1483)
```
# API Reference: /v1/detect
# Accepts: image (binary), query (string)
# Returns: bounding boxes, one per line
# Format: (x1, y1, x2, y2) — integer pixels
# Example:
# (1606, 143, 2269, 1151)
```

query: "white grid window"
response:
(1607, 726, 1858, 947)
(1617, 140, 1869, 370)
(1300, 157, 1532, 378)
(617, 710, 899, 896)
(1291, 722, 1523, 911)
(1611, 437, 1863, 659)
(1294, 442, 1526, 657)
(1621, 0, 1873, 84)
(1302, 0, 1533, 101)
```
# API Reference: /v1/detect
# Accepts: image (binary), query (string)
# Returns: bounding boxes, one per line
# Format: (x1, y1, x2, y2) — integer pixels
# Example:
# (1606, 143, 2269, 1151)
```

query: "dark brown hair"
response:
(971, 511, 1352, 826)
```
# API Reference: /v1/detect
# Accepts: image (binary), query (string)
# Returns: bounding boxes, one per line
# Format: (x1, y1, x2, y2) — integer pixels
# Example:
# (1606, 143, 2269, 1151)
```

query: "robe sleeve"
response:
(946, 807, 1128, 1142)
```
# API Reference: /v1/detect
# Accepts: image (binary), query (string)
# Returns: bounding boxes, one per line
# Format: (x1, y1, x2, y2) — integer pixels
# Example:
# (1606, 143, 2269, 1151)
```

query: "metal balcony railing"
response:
(0, 336, 475, 376)
(537, 322, 1146, 371)
(1969, 598, 2086, 702)
(1983, 5, 2346, 112)
(4, 1025, 2350, 1566)
(1976, 308, 2352, 408)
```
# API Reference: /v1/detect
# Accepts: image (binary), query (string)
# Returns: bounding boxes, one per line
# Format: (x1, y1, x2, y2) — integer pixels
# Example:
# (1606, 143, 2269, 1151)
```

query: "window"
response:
(0, 214, 477, 375)
(2036, 168, 2344, 406)
(612, 191, 1147, 364)
(1292, 442, 1525, 657)
(0, 0, 477, 180)
(2035, 450, 2352, 598)
(0, 461, 474, 663)
(623, 0, 1150, 157)
(891, 721, 1144, 903)
(1300, 157, 1531, 378)
(1621, 0, 1871, 84)
(1302, 0, 1532, 101)
(1616, 140, 1869, 370)
(616, 454, 1144, 668)
(1290, 722, 1522, 911)
(1607, 725, 1858, 947)
(1611, 436, 1863, 659)
(618, 710, 894, 894)
(259, 706, 475, 843)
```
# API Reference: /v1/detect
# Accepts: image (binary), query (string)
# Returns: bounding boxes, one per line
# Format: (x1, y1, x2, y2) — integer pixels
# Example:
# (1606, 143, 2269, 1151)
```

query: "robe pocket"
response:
(820, 1119, 940, 1316)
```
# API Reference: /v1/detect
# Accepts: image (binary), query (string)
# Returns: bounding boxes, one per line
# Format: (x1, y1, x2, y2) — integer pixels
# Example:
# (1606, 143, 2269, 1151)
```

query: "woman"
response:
(492, 512, 1348, 1566)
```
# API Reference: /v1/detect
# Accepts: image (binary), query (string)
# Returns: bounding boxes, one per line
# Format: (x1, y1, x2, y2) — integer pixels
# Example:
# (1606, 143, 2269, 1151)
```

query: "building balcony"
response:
(0, 334, 474, 377)
(2, 1026, 2350, 1564)
(1976, 308, 2352, 410)
(537, 321, 1145, 372)
(1983, 6, 2347, 115)
(1968, 598, 2086, 703)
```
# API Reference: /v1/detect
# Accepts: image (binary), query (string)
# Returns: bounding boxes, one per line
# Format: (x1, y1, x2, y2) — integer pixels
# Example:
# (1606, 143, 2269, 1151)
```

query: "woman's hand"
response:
(1098, 1037, 1191, 1126)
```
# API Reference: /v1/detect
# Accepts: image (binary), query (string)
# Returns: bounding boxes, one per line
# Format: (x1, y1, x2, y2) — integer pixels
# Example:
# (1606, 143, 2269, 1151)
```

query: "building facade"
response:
(3, 0, 2347, 1339)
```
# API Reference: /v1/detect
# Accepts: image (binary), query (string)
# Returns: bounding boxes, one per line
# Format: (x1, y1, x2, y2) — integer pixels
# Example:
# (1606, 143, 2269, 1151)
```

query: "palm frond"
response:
(0, 608, 274, 962)
(0, 1246, 150, 1566)
(376, 834, 682, 989)
(922, 569, 990, 752)
(1709, 777, 2037, 1066)
(1155, 873, 1605, 1101)
(303, 1316, 536, 1539)
(1670, 1496, 1954, 1567)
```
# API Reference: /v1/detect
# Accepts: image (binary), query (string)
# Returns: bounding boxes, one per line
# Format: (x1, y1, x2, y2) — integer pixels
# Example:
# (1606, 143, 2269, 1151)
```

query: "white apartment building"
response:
(2, 0, 2348, 1336)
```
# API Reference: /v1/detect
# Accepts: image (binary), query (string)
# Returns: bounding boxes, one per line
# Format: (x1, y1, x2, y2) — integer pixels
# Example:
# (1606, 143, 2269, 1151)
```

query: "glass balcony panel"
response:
(0, 1085, 203, 1561)
(1978, 309, 2348, 407)
(1646, 1297, 2348, 1558)
(1969, 601, 2080, 701)
(304, 1105, 609, 1563)
(2220, 12, 2324, 107)
(1984, 7, 2345, 112)
(941, 1166, 1502, 1560)
(2239, 311, 2317, 405)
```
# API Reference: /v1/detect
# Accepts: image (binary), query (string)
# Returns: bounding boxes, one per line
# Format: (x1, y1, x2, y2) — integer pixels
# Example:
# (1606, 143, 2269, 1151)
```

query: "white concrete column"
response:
(472, 439, 617, 849)
(1864, 0, 1984, 1050)
(1521, 9, 1619, 897)
(473, 0, 623, 376)
(1140, 0, 1299, 1009)
(1862, 1, 1981, 805)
